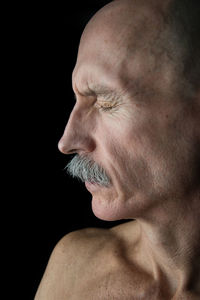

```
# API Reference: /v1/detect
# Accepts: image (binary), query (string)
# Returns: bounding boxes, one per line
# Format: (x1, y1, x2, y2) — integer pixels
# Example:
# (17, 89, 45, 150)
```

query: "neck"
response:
(137, 192, 200, 293)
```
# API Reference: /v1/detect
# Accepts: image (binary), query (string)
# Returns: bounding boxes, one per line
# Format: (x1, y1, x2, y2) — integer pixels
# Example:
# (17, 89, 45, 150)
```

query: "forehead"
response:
(72, 62, 155, 107)
(72, 55, 127, 97)
(71, 4, 153, 91)
(71, 0, 177, 101)
(72, 26, 150, 98)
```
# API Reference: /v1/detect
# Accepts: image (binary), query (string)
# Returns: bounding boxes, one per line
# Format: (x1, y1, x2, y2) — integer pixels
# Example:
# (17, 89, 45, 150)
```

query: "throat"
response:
(137, 215, 200, 296)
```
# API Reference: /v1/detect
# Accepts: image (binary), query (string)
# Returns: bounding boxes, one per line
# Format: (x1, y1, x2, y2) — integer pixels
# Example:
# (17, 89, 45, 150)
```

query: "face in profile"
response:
(58, 0, 200, 222)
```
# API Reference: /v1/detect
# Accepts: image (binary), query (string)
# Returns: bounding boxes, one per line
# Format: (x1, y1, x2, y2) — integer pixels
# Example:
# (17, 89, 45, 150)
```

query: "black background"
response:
(26, 1, 130, 299)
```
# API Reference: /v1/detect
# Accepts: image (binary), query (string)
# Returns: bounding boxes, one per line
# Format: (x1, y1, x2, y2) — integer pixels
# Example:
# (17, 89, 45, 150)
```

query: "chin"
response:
(90, 187, 157, 221)
(91, 193, 133, 221)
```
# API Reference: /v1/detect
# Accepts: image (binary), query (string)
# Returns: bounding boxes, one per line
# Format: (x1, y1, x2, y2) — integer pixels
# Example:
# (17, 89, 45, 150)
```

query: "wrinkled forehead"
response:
(72, 0, 170, 96)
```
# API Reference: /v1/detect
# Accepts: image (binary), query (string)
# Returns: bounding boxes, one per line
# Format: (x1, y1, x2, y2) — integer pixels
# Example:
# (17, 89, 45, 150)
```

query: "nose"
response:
(58, 104, 96, 155)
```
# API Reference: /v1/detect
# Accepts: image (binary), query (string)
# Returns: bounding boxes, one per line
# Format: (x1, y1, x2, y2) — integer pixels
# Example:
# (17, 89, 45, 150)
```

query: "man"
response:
(35, 0, 200, 299)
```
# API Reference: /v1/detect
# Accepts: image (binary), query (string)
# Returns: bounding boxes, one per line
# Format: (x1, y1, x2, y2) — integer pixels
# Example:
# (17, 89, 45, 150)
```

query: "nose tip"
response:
(58, 138, 66, 154)
(58, 138, 77, 155)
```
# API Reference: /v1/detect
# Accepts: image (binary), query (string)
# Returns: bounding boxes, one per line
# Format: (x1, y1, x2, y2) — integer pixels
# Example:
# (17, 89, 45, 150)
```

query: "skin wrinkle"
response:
(54, 0, 200, 298)
(74, 87, 124, 112)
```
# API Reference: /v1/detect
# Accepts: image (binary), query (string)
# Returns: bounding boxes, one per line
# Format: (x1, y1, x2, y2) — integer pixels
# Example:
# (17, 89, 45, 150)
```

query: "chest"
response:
(69, 264, 164, 300)
(61, 243, 198, 300)
(69, 275, 199, 300)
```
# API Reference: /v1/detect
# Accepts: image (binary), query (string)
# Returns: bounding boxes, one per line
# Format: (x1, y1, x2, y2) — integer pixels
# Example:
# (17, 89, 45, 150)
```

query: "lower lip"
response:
(85, 181, 100, 191)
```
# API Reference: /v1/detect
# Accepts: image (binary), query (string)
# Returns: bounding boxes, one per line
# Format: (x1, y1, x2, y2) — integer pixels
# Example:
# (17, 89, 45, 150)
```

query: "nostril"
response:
(67, 149, 78, 154)
(58, 139, 78, 155)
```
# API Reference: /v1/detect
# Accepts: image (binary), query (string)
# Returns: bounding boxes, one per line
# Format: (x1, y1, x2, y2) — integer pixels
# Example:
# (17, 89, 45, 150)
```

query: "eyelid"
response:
(95, 100, 122, 113)
(97, 93, 122, 103)
(97, 100, 114, 106)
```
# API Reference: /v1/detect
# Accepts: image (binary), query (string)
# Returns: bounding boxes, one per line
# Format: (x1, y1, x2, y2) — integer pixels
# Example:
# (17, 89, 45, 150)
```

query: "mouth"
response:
(85, 181, 101, 192)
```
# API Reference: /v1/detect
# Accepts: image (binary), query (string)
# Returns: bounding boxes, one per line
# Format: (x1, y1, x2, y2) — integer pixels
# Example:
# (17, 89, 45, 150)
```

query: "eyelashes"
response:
(99, 105, 114, 112)
(95, 101, 120, 112)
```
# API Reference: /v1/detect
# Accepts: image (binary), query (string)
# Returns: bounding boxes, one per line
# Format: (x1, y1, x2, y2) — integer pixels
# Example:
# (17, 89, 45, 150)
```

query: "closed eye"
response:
(98, 104, 114, 111)
(100, 106, 113, 111)
(96, 101, 114, 111)
(96, 101, 121, 113)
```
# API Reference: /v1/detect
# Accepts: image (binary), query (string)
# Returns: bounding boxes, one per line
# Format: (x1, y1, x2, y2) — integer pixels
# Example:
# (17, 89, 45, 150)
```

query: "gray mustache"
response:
(65, 154, 111, 187)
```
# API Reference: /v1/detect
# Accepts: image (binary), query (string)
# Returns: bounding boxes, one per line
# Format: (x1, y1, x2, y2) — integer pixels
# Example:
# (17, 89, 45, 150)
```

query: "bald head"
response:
(76, 0, 170, 73)
(74, 0, 200, 98)
(80, 0, 167, 49)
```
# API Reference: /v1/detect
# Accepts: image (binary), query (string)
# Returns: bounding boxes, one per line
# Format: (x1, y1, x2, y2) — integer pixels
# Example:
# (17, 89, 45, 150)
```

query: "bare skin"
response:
(35, 0, 200, 299)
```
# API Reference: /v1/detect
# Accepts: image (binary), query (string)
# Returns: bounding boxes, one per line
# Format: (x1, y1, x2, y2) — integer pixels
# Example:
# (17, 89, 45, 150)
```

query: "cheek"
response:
(96, 108, 168, 183)
(102, 129, 153, 192)
(101, 112, 171, 187)
(97, 113, 149, 174)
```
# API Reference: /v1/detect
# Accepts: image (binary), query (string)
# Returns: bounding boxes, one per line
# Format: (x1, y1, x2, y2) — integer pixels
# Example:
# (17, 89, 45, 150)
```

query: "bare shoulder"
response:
(52, 221, 138, 260)
(54, 226, 118, 260)
(58, 226, 115, 249)
(34, 227, 116, 300)
(49, 221, 136, 260)
(110, 220, 139, 243)
(34, 222, 151, 300)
